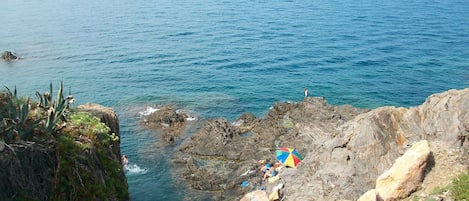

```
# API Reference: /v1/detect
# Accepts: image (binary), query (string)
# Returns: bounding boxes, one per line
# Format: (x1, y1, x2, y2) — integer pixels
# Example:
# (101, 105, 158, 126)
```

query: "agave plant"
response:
(36, 81, 74, 135)
(0, 86, 40, 142)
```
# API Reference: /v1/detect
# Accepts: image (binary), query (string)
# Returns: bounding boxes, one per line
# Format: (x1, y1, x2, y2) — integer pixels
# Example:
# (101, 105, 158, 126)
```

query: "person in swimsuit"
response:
(121, 155, 129, 165)
(263, 162, 281, 181)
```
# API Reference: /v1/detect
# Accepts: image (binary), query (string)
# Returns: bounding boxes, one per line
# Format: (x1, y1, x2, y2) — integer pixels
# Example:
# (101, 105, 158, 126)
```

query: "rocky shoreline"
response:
(141, 88, 469, 200)
(3, 87, 465, 200)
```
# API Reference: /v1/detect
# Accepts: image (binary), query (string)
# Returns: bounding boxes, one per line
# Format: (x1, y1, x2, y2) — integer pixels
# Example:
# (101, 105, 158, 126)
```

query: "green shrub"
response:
(1, 83, 127, 200)
(430, 185, 449, 196)
(68, 112, 110, 137)
(67, 112, 119, 146)
(451, 171, 469, 200)
(51, 111, 125, 201)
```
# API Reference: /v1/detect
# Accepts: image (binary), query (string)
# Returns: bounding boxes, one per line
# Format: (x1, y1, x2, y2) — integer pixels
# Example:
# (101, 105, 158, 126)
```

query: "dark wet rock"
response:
(143, 106, 187, 127)
(1, 51, 19, 61)
(174, 97, 368, 200)
(140, 105, 188, 144)
(179, 118, 248, 159)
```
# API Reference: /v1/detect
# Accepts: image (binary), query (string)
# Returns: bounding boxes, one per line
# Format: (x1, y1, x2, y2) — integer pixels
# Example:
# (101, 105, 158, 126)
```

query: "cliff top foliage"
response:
(0, 82, 127, 201)
(0, 81, 74, 143)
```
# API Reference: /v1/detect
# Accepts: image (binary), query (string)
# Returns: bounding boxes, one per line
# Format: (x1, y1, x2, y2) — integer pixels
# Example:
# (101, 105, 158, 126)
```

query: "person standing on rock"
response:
(304, 88, 309, 98)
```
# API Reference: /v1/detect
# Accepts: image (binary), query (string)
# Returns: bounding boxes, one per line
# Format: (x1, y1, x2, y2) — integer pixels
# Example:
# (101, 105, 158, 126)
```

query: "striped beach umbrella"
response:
(275, 147, 303, 167)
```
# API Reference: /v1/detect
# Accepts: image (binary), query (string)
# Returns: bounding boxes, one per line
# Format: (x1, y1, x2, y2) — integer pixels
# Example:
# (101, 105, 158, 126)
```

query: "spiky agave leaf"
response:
(41, 81, 72, 135)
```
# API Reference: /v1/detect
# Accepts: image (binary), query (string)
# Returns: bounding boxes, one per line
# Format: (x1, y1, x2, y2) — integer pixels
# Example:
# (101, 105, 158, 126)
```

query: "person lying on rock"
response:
(263, 162, 281, 181)
(259, 160, 271, 174)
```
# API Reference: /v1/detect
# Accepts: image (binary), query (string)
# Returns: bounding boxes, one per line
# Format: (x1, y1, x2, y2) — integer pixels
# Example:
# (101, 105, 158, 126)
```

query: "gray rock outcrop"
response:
(140, 105, 188, 144)
(174, 97, 368, 200)
(171, 88, 468, 201)
(283, 88, 468, 200)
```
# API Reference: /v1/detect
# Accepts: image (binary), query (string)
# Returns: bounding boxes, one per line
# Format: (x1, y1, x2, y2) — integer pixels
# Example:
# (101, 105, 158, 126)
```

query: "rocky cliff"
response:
(290, 88, 468, 200)
(0, 103, 129, 201)
(167, 88, 468, 200)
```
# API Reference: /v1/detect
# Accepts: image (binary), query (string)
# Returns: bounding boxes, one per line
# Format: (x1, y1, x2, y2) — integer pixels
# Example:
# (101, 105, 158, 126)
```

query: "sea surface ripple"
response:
(1, 0, 468, 200)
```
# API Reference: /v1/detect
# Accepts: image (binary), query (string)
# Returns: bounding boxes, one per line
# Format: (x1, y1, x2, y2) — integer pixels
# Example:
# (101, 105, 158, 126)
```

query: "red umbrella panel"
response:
(275, 147, 303, 167)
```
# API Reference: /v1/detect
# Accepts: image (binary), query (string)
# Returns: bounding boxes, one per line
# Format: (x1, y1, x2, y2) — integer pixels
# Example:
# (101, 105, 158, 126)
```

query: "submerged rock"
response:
(1, 51, 19, 61)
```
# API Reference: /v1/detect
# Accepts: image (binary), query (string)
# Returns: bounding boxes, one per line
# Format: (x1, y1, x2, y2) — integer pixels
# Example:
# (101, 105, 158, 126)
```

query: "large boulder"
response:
(239, 190, 269, 201)
(375, 140, 431, 200)
(358, 140, 431, 201)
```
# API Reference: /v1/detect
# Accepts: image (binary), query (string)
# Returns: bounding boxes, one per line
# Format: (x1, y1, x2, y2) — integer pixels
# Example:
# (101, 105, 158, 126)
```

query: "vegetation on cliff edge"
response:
(0, 82, 128, 201)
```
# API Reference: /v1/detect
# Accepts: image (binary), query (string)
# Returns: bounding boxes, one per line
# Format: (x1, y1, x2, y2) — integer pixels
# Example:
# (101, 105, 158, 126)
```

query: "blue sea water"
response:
(1, 0, 468, 200)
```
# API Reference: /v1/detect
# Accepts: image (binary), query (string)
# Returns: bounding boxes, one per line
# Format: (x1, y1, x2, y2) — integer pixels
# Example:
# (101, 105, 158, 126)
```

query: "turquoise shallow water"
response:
(1, 0, 469, 200)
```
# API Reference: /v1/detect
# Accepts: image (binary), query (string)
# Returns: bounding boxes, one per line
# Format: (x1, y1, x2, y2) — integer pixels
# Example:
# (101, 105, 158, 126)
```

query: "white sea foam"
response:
(186, 116, 197, 121)
(124, 163, 149, 175)
(232, 119, 243, 126)
(138, 107, 159, 116)
(176, 109, 199, 121)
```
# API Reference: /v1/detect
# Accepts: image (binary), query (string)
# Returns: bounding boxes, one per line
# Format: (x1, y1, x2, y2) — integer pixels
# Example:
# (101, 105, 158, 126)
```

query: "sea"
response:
(1, 0, 468, 200)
